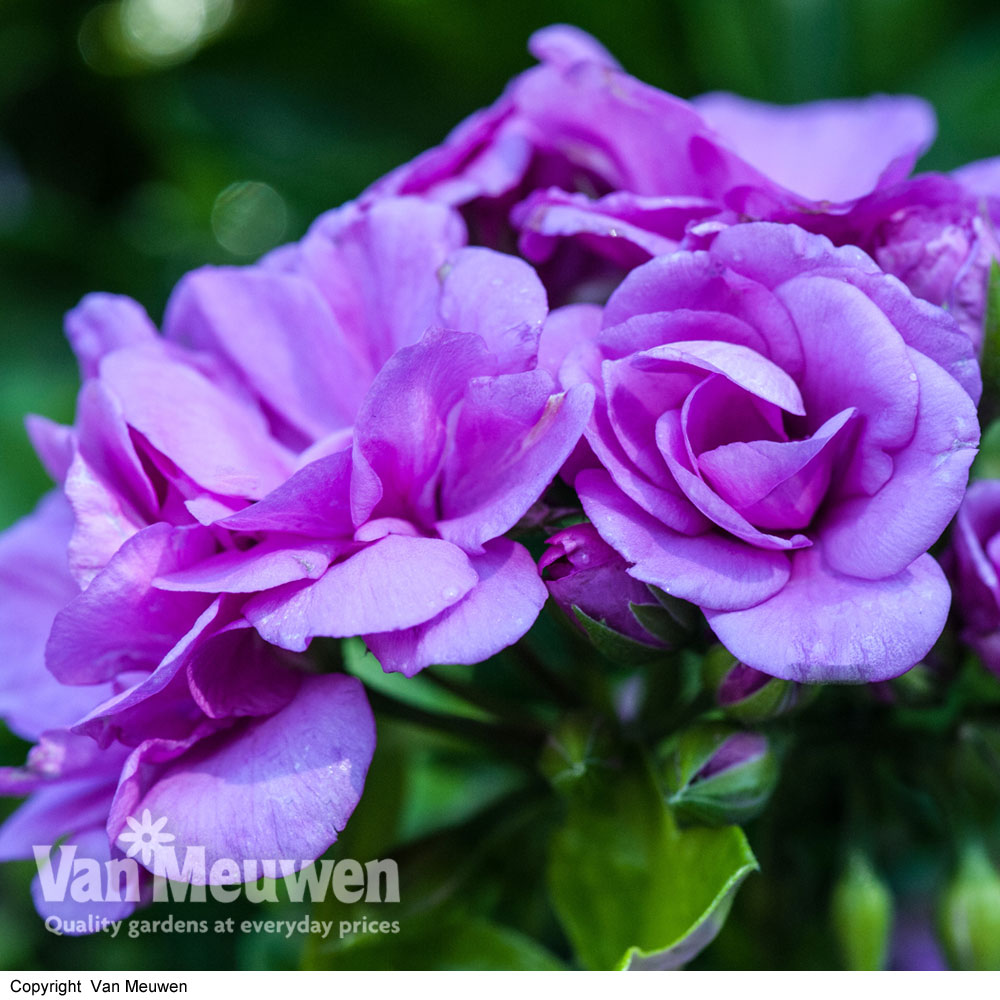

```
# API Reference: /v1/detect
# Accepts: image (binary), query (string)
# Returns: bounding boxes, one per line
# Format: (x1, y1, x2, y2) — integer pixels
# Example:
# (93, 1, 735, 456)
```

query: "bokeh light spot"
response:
(211, 181, 288, 257)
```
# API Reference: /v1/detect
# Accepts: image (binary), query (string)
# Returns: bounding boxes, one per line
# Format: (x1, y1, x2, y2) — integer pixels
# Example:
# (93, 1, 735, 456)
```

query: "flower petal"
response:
(577, 469, 790, 611)
(364, 537, 546, 676)
(110, 674, 375, 881)
(693, 92, 936, 203)
(46, 523, 215, 684)
(99, 347, 294, 501)
(437, 377, 594, 552)
(165, 267, 370, 439)
(821, 348, 978, 579)
(243, 534, 478, 651)
(705, 547, 950, 683)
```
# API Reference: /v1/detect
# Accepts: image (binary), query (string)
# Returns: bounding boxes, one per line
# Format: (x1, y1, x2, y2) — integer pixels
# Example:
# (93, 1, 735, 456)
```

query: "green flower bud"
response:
(939, 842, 1000, 970)
(539, 715, 615, 793)
(660, 723, 778, 827)
(831, 851, 894, 970)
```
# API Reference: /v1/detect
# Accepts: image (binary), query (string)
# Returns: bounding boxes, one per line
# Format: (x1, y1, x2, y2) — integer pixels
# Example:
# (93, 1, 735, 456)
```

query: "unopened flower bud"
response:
(702, 646, 805, 723)
(831, 851, 894, 970)
(539, 714, 615, 793)
(541, 523, 673, 661)
(661, 723, 778, 827)
(939, 842, 1000, 970)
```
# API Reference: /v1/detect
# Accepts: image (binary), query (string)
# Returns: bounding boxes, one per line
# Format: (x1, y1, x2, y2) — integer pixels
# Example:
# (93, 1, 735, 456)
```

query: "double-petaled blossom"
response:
(0, 195, 592, 913)
(372, 26, 940, 298)
(373, 25, 1000, 349)
(547, 223, 979, 682)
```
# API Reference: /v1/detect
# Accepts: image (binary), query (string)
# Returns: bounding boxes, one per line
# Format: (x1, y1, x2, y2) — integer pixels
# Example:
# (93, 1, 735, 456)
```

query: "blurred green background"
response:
(2, 0, 1000, 971)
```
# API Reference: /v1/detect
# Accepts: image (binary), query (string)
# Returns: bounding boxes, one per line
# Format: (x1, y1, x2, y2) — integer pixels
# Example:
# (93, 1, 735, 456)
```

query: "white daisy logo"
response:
(118, 809, 175, 866)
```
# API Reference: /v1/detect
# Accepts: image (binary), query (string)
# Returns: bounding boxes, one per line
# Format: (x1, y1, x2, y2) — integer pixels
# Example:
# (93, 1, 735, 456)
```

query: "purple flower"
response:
(1, 195, 592, 913)
(0, 493, 375, 916)
(786, 174, 1000, 350)
(552, 222, 979, 682)
(949, 479, 1000, 676)
(374, 27, 932, 218)
(369, 26, 936, 305)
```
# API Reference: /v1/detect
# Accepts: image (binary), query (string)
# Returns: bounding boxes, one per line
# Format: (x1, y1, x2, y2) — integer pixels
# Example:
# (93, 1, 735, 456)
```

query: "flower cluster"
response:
(0, 24, 996, 936)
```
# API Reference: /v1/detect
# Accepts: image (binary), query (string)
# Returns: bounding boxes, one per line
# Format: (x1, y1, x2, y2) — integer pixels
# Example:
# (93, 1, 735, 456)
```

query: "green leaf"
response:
(547, 754, 758, 969)
(628, 601, 687, 645)
(342, 637, 492, 721)
(978, 260, 1000, 426)
(318, 910, 566, 970)
(572, 605, 665, 664)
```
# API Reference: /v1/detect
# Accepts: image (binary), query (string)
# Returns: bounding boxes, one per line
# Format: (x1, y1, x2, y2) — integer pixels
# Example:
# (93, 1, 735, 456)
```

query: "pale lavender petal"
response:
(111, 674, 374, 881)
(437, 377, 594, 551)
(0, 777, 114, 862)
(633, 339, 805, 414)
(578, 469, 790, 611)
(698, 407, 856, 530)
(73, 599, 225, 747)
(776, 274, 919, 495)
(74, 379, 159, 517)
(47, 523, 215, 684)
(64, 293, 159, 379)
(218, 451, 355, 539)
(186, 622, 302, 720)
(510, 59, 717, 195)
(709, 224, 980, 402)
(353, 330, 498, 521)
(513, 188, 707, 263)
(364, 538, 546, 676)
(63, 451, 147, 588)
(705, 548, 951, 683)
(32, 827, 139, 927)
(243, 534, 478, 651)
(822, 349, 978, 579)
(154, 539, 338, 593)
(164, 267, 370, 439)
(0, 494, 109, 739)
(953, 481, 1000, 634)
(365, 102, 529, 206)
(99, 347, 294, 500)
(657, 409, 811, 551)
(602, 254, 804, 375)
(953, 155, 1000, 198)
(297, 198, 467, 370)
(25, 415, 75, 484)
(693, 92, 936, 202)
(603, 355, 699, 487)
(436, 247, 546, 372)
(527, 23, 620, 69)
(585, 401, 709, 535)
(539, 303, 602, 381)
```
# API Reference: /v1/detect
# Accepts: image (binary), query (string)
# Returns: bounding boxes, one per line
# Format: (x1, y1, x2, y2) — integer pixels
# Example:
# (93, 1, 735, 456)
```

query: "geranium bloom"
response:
(371, 26, 937, 301)
(0, 195, 592, 903)
(550, 223, 979, 682)
(373, 26, 1000, 351)
(0, 490, 376, 906)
